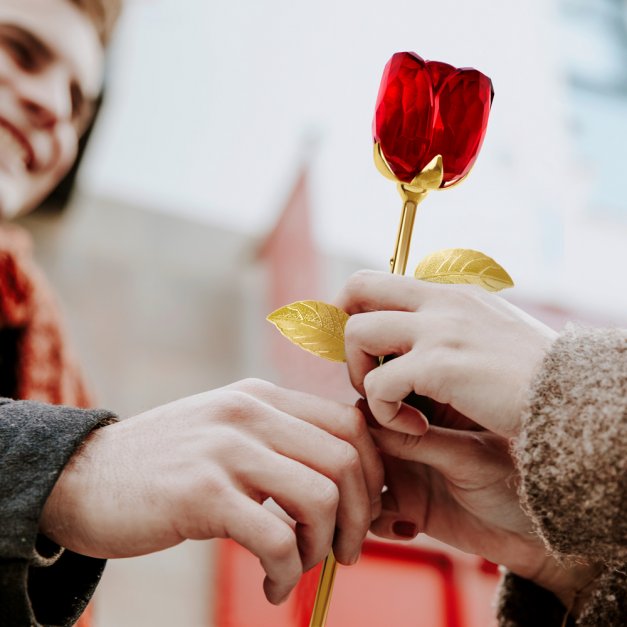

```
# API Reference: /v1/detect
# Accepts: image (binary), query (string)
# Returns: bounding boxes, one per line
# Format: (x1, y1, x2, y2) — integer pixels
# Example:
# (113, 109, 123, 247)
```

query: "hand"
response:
(40, 379, 384, 604)
(338, 270, 557, 438)
(361, 400, 599, 611)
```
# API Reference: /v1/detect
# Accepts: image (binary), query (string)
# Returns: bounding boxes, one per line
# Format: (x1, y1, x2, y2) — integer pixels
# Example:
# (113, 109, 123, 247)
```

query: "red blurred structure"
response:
(214, 538, 499, 627)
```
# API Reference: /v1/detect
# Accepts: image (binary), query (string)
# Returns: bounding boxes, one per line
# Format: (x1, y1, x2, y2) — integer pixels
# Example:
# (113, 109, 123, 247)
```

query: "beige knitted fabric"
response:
(498, 324, 627, 626)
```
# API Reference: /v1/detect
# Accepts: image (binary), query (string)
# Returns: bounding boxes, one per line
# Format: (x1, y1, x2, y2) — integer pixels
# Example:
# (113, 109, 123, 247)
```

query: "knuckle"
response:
(233, 377, 274, 396)
(401, 431, 424, 453)
(266, 528, 299, 563)
(446, 284, 485, 309)
(178, 469, 231, 516)
(418, 350, 453, 400)
(343, 313, 364, 344)
(313, 479, 340, 514)
(343, 270, 375, 301)
(335, 442, 361, 475)
(341, 405, 369, 442)
(348, 269, 375, 289)
(219, 390, 260, 422)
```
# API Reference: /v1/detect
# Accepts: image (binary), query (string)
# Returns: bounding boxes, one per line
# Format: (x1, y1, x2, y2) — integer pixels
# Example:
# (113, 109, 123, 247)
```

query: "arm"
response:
(0, 398, 117, 627)
(499, 325, 627, 626)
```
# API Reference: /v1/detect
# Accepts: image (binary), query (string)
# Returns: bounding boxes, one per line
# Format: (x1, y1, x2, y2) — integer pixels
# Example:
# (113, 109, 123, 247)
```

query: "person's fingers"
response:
(220, 492, 303, 604)
(243, 409, 374, 565)
(235, 443, 340, 571)
(404, 394, 481, 431)
(359, 354, 431, 434)
(335, 270, 435, 315)
(226, 380, 384, 505)
(369, 456, 426, 541)
(370, 425, 510, 486)
(344, 310, 420, 396)
(357, 397, 428, 437)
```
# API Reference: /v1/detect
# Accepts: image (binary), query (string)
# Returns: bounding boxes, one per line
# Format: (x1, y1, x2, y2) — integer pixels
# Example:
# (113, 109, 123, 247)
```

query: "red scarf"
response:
(0, 222, 91, 407)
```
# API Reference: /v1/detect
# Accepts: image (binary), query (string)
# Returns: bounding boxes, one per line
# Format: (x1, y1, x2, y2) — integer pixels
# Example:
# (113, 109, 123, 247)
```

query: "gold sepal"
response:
(409, 154, 443, 191)
(414, 248, 514, 292)
(373, 142, 398, 181)
(266, 301, 349, 362)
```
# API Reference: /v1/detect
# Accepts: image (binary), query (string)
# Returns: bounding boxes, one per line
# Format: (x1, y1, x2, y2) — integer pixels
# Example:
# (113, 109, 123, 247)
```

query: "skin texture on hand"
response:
(361, 399, 600, 614)
(40, 379, 384, 605)
(337, 270, 558, 438)
(337, 271, 598, 613)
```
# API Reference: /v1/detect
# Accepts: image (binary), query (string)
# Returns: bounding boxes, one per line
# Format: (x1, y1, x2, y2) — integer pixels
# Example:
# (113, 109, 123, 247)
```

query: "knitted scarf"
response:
(0, 223, 91, 408)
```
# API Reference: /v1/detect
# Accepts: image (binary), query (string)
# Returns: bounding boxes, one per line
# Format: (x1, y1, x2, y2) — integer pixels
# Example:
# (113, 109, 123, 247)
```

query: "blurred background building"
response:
(18, 0, 627, 624)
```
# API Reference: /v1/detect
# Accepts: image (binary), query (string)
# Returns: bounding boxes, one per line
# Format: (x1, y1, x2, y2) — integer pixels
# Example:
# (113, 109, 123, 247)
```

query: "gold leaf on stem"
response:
(414, 248, 514, 292)
(266, 301, 349, 362)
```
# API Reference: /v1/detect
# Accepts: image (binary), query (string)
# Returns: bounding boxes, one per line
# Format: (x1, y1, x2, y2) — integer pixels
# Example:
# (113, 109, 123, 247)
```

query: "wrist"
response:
(528, 556, 602, 618)
(40, 425, 109, 553)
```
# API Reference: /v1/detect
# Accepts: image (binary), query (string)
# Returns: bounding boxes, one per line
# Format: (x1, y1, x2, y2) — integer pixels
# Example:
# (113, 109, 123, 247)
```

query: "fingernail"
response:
(392, 520, 417, 538)
(356, 398, 380, 429)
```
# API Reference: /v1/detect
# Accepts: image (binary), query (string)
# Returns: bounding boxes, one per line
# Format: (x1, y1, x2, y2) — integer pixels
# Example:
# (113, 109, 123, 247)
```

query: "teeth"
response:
(0, 125, 28, 167)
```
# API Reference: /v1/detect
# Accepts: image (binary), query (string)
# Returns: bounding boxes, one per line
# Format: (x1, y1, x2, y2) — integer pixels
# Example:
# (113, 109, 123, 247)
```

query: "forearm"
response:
(513, 325, 627, 559)
(503, 324, 627, 624)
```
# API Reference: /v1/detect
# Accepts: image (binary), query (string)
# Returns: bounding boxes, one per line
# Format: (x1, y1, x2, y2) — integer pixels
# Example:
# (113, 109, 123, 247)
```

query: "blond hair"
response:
(69, 0, 123, 45)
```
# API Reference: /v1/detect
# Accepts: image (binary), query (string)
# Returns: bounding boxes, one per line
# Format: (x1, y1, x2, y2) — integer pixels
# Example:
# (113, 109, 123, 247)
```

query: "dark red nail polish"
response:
(356, 398, 381, 429)
(392, 521, 417, 538)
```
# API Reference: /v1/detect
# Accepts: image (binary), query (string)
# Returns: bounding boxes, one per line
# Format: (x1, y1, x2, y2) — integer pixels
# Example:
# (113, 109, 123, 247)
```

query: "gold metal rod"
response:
(308, 551, 337, 627)
(390, 199, 418, 275)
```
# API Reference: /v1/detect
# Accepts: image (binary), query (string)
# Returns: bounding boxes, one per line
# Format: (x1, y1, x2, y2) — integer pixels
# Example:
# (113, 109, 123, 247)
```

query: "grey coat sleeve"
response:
(0, 398, 117, 626)
(497, 325, 627, 626)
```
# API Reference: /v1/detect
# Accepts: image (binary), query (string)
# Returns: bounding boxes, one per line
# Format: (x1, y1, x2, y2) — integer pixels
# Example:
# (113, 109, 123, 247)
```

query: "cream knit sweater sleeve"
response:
(498, 325, 627, 626)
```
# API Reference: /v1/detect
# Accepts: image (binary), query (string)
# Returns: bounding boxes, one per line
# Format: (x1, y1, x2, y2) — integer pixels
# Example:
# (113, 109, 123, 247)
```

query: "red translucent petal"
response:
(373, 52, 434, 183)
(425, 60, 456, 94)
(430, 69, 493, 185)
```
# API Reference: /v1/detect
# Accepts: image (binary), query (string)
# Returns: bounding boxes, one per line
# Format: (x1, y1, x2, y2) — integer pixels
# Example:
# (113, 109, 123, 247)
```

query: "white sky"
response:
(78, 0, 627, 320)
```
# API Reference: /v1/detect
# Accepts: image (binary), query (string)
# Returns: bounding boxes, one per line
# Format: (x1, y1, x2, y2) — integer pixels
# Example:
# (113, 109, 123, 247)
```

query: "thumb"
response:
(370, 425, 510, 486)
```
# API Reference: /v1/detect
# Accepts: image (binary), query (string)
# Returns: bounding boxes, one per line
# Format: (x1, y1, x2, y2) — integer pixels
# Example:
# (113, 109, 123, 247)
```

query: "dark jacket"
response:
(0, 399, 115, 626)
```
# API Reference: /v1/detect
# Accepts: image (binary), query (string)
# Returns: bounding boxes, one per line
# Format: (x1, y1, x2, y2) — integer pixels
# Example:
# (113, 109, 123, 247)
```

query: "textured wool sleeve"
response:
(0, 398, 117, 627)
(513, 325, 626, 560)
(498, 325, 627, 626)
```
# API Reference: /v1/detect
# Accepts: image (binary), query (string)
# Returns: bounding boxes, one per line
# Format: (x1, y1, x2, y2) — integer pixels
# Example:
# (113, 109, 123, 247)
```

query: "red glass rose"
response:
(373, 51, 493, 187)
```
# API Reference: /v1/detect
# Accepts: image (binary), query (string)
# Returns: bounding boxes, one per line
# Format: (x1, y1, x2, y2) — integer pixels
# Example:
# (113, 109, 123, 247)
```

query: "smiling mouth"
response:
(0, 120, 33, 170)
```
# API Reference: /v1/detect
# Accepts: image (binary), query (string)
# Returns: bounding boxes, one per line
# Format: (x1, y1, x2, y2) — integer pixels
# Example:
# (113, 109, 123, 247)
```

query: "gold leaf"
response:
(266, 301, 349, 362)
(414, 248, 514, 292)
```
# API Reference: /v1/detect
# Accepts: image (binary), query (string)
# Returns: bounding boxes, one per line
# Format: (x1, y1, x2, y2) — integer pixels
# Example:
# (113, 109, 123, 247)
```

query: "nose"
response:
(18, 66, 72, 129)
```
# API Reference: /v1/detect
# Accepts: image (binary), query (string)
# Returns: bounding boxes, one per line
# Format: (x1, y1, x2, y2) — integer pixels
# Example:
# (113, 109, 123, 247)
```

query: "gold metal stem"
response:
(308, 551, 337, 627)
(390, 199, 418, 275)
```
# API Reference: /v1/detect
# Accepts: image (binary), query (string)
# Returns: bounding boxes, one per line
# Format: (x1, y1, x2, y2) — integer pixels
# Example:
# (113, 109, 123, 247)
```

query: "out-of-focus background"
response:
(19, 0, 627, 625)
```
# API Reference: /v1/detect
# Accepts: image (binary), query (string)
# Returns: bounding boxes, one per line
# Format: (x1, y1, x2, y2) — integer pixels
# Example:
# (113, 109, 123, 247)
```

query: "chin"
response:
(0, 189, 19, 221)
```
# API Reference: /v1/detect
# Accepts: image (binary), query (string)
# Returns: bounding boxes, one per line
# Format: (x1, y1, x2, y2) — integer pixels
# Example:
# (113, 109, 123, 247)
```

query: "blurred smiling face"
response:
(0, 0, 103, 219)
